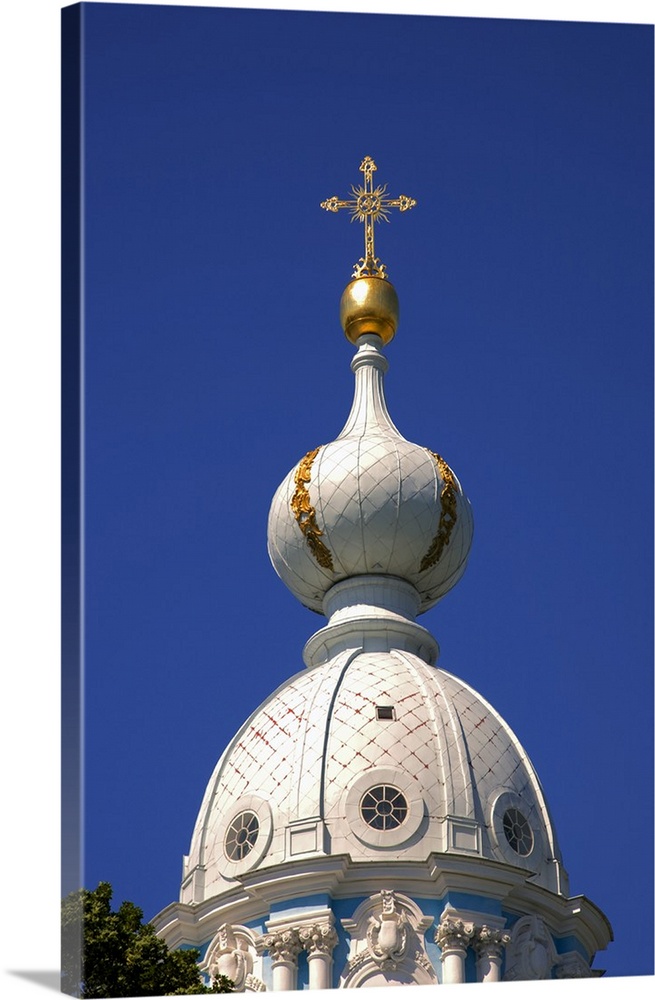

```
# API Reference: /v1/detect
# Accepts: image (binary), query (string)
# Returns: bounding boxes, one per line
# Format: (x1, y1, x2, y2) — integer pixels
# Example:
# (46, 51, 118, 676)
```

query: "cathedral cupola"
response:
(154, 157, 612, 991)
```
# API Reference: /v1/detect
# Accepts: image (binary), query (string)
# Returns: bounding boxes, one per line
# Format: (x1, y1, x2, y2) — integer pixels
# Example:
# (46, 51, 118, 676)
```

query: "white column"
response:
(299, 921, 338, 990)
(272, 961, 295, 993)
(435, 917, 475, 984)
(474, 927, 511, 983)
(261, 929, 302, 992)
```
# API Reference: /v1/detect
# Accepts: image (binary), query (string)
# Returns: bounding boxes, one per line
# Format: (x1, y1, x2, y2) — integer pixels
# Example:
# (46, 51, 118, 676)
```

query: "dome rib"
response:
(387, 435, 404, 575)
(439, 668, 566, 885)
(317, 647, 364, 819)
(355, 433, 367, 573)
(390, 649, 448, 800)
(430, 669, 477, 819)
(393, 650, 475, 819)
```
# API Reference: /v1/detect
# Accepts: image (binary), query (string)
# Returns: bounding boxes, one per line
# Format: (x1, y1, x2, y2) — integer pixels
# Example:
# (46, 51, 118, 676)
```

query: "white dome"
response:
(183, 645, 566, 902)
(267, 335, 473, 614)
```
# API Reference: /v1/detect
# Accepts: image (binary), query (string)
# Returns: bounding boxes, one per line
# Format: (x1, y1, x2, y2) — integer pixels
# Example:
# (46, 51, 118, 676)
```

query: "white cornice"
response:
(504, 884, 613, 957)
(438, 902, 508, 931)
(153, 850, 610, 957)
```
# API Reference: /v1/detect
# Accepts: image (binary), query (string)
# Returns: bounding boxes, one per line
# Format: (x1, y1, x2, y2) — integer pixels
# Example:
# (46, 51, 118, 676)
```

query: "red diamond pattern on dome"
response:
(190, 648, 557, 892)
(291, 653, 350, 818)
(220, 673, 310, 811)
(438, 670, 541, 827)
(323, 653, 447, 811)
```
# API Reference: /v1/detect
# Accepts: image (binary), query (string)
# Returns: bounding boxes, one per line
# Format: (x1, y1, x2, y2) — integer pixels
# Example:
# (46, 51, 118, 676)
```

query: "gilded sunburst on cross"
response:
(321, 156, 416, 279)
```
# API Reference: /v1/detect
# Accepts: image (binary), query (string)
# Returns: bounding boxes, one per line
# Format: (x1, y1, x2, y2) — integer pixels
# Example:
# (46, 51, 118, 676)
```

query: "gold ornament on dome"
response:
(321, 156, 416, 279)
(419, 451, 458, 571)
(290, 447, 334, 570)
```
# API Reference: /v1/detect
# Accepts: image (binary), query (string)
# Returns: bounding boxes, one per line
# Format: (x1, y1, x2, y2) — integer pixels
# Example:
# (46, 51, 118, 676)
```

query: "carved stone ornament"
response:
(555, 951, 593, 979)
(344, 949, 371, 975)
(503, 915, 558, 981)
(341, 891, 436, 988)
(243, 975, 266, 992)
(474, 925, 512, 960)
(366, 889, 408, 969)
(205, 924, 263, 993)
(298, 922, 339, 957)
(260, 928, 302, 966)
(435, 916, 476, 955)
(412, 948, 435, 975)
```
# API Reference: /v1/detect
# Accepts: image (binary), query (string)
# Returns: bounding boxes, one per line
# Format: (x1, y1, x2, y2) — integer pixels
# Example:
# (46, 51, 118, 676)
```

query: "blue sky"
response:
(69, 2, 653, 979)
(2, 1, 653, 996)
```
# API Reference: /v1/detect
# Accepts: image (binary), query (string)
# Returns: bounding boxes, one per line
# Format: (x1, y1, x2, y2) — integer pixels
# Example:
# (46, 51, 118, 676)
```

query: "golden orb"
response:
(340, 276, 399, 345)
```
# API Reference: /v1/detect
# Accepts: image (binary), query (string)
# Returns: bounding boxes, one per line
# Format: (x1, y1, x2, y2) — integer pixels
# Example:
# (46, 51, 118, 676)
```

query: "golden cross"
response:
(321, 156, 416, 280)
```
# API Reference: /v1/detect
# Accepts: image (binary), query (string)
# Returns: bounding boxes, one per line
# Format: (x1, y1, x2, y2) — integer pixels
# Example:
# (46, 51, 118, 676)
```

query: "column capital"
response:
(474, 925, 511, 959)
(298, 921, 339, 957)
(260, 928, 302, 966)
(435, 916, 476, 955)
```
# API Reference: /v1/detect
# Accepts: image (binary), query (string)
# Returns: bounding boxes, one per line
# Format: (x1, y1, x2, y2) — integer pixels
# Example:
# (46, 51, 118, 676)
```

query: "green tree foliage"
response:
(61, 881, 234, 997)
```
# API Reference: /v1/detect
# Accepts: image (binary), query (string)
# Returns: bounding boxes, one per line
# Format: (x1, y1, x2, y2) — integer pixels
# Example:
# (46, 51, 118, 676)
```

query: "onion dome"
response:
(267, 317, 473, 616)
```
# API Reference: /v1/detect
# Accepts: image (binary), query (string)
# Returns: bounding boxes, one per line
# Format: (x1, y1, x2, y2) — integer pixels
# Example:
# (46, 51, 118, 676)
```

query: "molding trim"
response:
(152, 852, 612, 962)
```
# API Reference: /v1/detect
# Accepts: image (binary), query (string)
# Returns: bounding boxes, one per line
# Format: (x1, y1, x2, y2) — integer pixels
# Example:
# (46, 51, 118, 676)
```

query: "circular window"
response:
(502, 807, 534, 856)
(360, 785, 408, 831)
(224, 811, 259, 861)
(345, 768, 424, 848)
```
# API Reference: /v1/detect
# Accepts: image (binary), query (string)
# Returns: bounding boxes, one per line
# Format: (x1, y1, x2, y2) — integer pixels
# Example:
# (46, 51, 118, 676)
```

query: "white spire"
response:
(337, 334, 403, 440)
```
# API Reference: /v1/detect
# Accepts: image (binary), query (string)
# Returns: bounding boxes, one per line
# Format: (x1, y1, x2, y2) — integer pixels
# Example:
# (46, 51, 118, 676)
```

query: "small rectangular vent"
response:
(376, 706, 395, 721)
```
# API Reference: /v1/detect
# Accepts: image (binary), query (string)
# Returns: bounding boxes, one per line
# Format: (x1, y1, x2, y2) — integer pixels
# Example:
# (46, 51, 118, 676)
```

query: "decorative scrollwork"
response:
(419, 451, 458, 572)
(344, 949, 370, 974)
(205, 925, 258, 992)
(244, 974, 266, 991)
(413, 948, 434, 974)
(290, 447, 334, 570)
(321, 196, 341, 213)
(366, 889, 408, 970)
(396, 194, 416, 212)
(353, 255, 388, 280)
